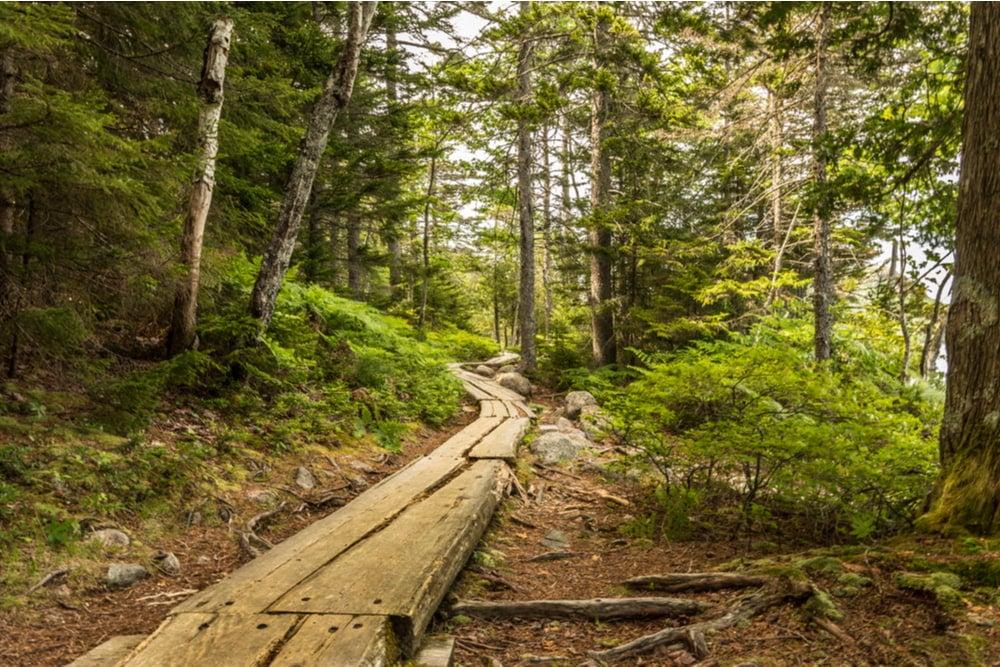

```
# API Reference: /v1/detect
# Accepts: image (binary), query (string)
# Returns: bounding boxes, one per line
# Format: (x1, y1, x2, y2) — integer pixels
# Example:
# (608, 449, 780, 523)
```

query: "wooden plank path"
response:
(69, 363, 531, 667)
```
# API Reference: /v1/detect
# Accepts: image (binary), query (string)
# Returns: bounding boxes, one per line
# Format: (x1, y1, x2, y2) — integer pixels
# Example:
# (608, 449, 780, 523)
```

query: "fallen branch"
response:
(527, 550, 582, 562)
(136, 589, 198, 602)
(25, 567, 72, 595)
(451, 596, 710, 621)
(586, 578, 812, 663)
(625, 571, 773, 593)
(239, 502, 287, 558)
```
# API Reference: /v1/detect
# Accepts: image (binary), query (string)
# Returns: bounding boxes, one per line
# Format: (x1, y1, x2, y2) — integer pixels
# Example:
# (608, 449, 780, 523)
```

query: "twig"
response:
(136, 589, 198, 602)
(527, 551, 582, 562)
(532, 462, 582, 480)
(25, 568, 72, 595)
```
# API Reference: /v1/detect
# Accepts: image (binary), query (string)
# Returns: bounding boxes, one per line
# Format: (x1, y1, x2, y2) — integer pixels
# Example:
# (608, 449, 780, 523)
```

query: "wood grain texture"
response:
(65, 635, 146, 667)
(271, 460, 506, 654)
(468, 418, 529, 460)
(269, 614, 395, 667)
(119, 613, 299, 667)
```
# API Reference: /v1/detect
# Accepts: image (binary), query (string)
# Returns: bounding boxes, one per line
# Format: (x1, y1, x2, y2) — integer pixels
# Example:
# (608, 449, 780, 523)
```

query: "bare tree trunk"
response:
(922, 3, 1000, 535)
(418, 154, 436, 329)
(516, 1, 536, 372)
(384, 18, 406, 304)
(0, 53, 19, 352)
(812, 2, 833, 364)
(589, 3, 615, 368)
(249, 2, 377, 331)
(919, 269, 951, 378)
(167, 19, 233, 357)
(896, 199, 911, 383)
(346, 211, 363, 299)
(541, 124, 554, 341)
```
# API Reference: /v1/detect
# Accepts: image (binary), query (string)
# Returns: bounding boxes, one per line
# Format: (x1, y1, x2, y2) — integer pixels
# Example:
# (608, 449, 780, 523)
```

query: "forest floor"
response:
(2, 394, 1000, 666)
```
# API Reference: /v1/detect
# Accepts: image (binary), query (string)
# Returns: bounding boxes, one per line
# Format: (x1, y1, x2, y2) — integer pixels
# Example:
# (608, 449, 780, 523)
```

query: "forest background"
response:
(0, 0, 988, 630)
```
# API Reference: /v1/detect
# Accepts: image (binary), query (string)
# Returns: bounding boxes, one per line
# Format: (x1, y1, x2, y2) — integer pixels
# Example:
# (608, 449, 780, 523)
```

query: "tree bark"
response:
(346, 211, 363, 298)
(516, 1, 536, 372)
(811, 2, 833, 364)
(384, 16, 406, 304)
(451, 597, 710, 621)
(921, 3, 1000, 535)
(249, 2, 377, 331)
(624, 572, 773, 593)
(167, 18, 233, 357)
(418, 154, 436, 329)
(589, 3, 615, 368)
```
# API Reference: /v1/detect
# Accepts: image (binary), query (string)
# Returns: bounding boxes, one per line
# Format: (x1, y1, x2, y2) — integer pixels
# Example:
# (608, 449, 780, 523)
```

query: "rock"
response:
(196, 556, 212, 566)
(89, 528, 130, 549)
(153, 551, 181, 575)
(529, 430, 589, 465)
(107, 563, 149, 588)
(497, 364, 518, 375)
(474, 364, 496, 378)
(540, 529, 570, 551)
(247, 489, 278, 505)
(555, 417, 576, 433)
(578, 404, 610, 439)
(495, 371, 532, 398)
(294, 466, 315, 490)
(538, 424, 559, 434)
(564, 390, 598, 419)
(349, 460, 378, 475)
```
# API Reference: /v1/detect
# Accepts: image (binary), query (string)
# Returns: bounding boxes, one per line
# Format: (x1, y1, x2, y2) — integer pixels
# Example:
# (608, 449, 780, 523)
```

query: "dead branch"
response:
(25, 567, 72, 595)
(526, 551, 582, 562)
(587, 579, 812, 663)
(624, 572, 773, 593)
(239, 502, 287, 558)
(451, 596, 710, 621)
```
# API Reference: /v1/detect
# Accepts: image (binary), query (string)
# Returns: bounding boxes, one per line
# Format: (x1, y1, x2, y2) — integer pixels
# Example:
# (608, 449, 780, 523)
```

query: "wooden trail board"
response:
(271, 459, 506, 654)
(173, 417, 504, 617)
(468, 417, 530, 461)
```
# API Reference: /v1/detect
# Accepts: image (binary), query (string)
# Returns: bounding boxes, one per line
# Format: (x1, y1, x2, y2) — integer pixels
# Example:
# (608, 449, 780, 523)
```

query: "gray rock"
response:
(247, 489, 278, 505)
(153, 551, 181, 575)
(496, 371, 532, 398)
(529, 430, 589, 465)
(89, 528, 130, 549)
(349, 460, 378, 475)
(564, 390, 598, 419)
(196, 556, 212, 566)
(538, 424, 559, 434)
(474, 364, 496, 378)
(555, 417, 576, 433)
(497, 364, 519, 375)
(294, 466, 315, 490)
(540, 529, 570, 551)
(579, 404, 610, 439)
(107, 563, 149, 588)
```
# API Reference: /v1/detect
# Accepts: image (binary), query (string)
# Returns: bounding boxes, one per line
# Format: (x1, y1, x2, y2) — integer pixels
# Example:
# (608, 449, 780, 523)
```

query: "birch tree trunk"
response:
(811, 2, 834, 364)
(921, 3, 1000, 535)
(516, 0, 537, 372)
(167, 18, 233, 357)
(589, 3, 615, 368)
(249, 2, 377, 331)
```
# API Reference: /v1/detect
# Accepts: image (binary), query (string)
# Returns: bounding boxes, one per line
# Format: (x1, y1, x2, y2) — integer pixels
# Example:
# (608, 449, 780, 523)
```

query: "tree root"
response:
(451, 596, 711, 621)
(239, 502, 287, 558)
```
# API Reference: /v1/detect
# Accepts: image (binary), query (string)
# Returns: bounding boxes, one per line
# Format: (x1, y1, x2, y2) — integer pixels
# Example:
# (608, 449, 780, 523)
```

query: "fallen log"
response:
(451, 596, 710, 621)
(624, 571, 772, 593)
(587, 578, 812, 663)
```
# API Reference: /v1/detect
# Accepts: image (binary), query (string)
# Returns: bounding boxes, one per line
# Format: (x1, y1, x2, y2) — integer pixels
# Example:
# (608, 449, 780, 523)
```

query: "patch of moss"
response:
(804, 589, 843, 622)
(832, 572, 873, 598)
(797, 555, 844, 575)
(894, 571, 965, 612)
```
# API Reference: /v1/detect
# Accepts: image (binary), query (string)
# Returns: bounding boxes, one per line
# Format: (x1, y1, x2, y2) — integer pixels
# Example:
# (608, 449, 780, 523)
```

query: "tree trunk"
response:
(516, 1, 536, 372)
(540, 123, 554, 341)
(0, 52, 19, 359)
(589, 3, 615, 368)
(921, 3, 1000, 535)
(919, 270, 951, 378)
(346, 211, 363, 299)
(418, 154, 436, 329)
(811, 2, 833, 364)
(249, 2, 377, 331)
(384, 17, 406, 304)
(167, 18, 233, 357)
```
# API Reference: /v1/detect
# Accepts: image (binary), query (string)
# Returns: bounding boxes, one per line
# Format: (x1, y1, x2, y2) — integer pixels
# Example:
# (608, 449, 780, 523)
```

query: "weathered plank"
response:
(271, 459, 506, 655)
(413, 636, 455, 667)
(118, 613, 298, 667)
(269, 614, 395, 667)
(66, 635, 146, 667)
(479, 399, 511, 418)
(172, 418, 503, 617)
(468, 417, 529, 461)
(454, 369, 526, 402)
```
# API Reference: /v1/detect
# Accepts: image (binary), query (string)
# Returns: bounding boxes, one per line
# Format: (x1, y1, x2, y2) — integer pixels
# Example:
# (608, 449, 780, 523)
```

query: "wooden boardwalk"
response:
(69, 364, 530, 667)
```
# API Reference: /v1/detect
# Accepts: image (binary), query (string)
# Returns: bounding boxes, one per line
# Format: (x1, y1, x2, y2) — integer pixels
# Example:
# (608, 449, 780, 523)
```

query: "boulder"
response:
(529, 430, 589, 465)
(247, 489, 278, 505)
(294, 466, 315, 490)
(564, 390, 598, 420)
(578, 404, 610, 439)
(496, 371, 532, 398)
(474, 365, 496, 378)
(107, 563, 149, 588)
(497, 364, 519, 375)
(89, 528, 130, 549)
(153, 551, 181, 575)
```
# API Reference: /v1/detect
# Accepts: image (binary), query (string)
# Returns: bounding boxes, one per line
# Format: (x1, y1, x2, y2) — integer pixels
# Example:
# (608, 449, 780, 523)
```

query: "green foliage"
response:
(607, 316, 941, 543)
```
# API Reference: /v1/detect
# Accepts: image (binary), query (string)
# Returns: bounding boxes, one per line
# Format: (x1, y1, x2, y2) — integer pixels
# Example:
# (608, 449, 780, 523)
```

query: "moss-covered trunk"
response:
(921, 3, 1000, 535)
